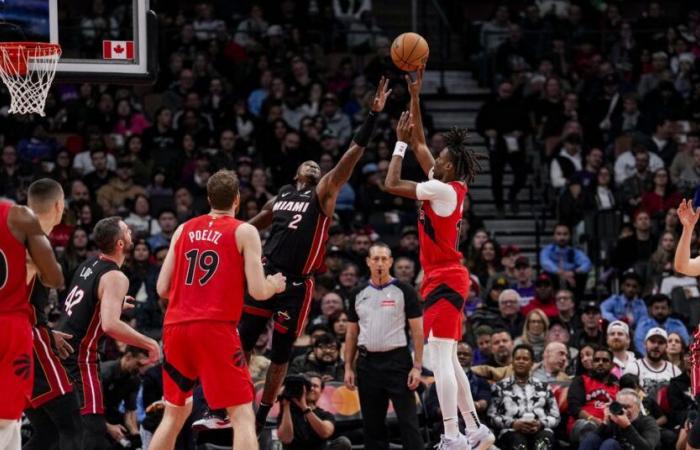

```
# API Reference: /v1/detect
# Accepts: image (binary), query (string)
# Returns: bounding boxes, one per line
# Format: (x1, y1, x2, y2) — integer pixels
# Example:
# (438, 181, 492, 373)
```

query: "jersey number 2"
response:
(288, 214, 302, 229)
(185, 249, 219, 285)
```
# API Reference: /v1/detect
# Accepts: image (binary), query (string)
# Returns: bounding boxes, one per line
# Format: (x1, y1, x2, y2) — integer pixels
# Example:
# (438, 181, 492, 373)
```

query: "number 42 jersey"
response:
(165, 214, 245, 326)
(59, 256, 119, 365)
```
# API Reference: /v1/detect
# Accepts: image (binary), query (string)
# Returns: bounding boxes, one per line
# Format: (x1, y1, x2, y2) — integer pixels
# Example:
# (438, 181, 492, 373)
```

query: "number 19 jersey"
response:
(165, 214, 245, 326)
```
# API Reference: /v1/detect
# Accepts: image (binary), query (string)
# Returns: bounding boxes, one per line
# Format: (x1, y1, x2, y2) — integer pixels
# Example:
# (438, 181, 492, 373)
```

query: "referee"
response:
(344, 242, 425, 450)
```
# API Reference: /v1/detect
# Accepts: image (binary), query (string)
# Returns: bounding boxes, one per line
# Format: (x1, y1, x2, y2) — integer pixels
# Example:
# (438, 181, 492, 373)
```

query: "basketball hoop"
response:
(0, 42, 61, 116)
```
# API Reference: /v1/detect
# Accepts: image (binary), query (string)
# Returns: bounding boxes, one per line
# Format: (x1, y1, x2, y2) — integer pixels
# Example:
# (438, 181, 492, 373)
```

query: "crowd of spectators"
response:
(3, 1, 700, 449)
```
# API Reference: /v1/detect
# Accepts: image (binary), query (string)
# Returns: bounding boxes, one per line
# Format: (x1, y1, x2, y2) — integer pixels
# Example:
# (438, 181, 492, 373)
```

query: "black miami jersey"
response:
(59, 256, 119, 367)
(263, 185, 330, 277)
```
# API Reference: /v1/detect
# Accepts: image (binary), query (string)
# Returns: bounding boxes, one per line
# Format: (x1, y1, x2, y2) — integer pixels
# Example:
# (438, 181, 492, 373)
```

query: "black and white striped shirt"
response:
(348, 279, 421, 352)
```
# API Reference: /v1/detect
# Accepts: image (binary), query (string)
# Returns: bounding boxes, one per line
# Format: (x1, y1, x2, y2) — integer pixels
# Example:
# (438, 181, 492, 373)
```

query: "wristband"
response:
(393, 141, 408, 158)
(352, 110, 378, 147)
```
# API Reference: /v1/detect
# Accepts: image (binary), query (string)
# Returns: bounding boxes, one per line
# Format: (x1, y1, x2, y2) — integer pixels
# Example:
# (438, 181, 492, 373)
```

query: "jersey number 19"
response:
(184, 249, 220, 286)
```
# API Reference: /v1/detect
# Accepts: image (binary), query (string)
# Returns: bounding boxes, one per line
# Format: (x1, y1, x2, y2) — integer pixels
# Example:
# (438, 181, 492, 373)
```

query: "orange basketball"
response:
(391, 32, 429, 72)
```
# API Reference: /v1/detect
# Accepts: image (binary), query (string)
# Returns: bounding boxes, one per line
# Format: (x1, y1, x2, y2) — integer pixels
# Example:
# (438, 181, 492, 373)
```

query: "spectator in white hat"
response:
(606, 320, 636, 378)
(623, 327, 681, 395)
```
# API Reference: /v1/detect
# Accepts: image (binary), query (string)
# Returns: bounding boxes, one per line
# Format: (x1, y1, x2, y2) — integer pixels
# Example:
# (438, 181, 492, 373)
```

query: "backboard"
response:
(0, 0, 157, 84)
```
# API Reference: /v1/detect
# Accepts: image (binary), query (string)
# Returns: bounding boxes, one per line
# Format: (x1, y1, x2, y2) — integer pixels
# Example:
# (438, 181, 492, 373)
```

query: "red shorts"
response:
(420, 266, 469, 341)
(163, 321, 254, 410)
(0, 314, 33, 419)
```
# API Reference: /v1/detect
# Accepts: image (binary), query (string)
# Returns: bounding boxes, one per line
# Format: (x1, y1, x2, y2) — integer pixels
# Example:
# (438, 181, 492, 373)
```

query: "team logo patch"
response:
(381, 299, 396, 307)
(13, 353, 31, 380)
(276, 311, 291, 323)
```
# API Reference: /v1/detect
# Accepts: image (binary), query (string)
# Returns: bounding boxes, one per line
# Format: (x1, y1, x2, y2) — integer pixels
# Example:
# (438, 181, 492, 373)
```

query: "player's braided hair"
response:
(444, 127, 485, 184)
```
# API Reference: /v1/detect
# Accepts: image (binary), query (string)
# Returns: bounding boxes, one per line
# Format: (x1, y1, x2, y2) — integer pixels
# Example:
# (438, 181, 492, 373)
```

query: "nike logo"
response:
(299, 191, 311, 197)
(292, 281, 304, 286)
(281, 192, 291, 198)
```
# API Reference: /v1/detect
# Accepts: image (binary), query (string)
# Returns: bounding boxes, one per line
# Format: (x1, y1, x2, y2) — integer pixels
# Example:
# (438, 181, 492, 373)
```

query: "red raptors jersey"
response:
(0, 201, 30, 319)
(418, 181, 467, 272)
(166, 214, 245, 325)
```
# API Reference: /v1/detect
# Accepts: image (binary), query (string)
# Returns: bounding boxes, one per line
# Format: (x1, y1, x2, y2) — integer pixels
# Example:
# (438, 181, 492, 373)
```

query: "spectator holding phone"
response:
(578, 388, 660, 450)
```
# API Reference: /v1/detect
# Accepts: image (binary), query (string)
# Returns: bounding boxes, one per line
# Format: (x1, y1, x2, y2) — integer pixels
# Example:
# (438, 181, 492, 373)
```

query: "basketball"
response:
(391, 32, 429, 72)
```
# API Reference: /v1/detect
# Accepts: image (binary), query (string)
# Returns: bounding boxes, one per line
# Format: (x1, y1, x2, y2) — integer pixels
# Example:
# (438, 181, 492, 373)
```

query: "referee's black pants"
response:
(356, 347, 424, 450)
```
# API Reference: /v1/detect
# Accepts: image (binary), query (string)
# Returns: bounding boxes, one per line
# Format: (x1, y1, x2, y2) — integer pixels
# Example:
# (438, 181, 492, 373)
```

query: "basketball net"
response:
(0, 42, 61, 116)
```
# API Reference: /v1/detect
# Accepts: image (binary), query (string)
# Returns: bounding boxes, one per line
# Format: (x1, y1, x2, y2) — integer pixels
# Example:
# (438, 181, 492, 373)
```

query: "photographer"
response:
(277, 373, 352, 450)
(579, 388, 660, 450)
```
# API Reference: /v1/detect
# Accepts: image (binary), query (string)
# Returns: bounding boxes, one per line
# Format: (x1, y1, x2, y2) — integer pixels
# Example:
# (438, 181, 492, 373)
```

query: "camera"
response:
(609, 401, 625, 416)
(279, 374, 311, 401)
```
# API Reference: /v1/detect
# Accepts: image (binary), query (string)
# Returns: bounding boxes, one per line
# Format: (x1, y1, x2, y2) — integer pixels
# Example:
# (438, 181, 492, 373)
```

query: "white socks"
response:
(427, 337, 482, 438)
(0, 419, 21, 450)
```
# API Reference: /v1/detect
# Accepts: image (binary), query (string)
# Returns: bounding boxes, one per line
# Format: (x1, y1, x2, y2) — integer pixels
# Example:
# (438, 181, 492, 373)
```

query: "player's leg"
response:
(227, 403, 258, 450)
(0, 419, 20, 450)
(256, 279, 313, 429)
(426, 337, 461, 439)
(196, 321, 256, 449)
(42, 392, 83, 450)
(149, 401, 193, 450)
(24, 406, 58, 450)
(239, 297, 275, 362)
(451, 345, 495, 450)
(150, 324, 197, 450)
(81, 414, 110, 450)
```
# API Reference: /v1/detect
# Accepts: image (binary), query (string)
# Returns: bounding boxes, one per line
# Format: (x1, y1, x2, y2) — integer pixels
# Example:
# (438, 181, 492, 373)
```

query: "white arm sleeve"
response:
(416, 179, 458, 217)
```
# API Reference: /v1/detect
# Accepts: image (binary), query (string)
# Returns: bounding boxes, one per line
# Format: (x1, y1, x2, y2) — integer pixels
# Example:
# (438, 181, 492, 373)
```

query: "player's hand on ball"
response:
(370, 76, 392, 113)
(678, 199, 700, 229)
(396, 111, 414, 142)
(268, 273, 286, 293)
(405, 66, 424, 97)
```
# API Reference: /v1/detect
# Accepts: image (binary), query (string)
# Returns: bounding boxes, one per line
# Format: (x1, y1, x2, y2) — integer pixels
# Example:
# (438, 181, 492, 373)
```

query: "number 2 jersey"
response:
(165, 214, 245, 325)
(59, 256, 119, 366)
(263, 185, 330, 277)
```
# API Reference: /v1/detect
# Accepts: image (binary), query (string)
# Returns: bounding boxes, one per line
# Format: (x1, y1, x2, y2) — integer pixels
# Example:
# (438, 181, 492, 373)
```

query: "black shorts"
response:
(30, 327, 73, 409)
(239, 274, 314, 349)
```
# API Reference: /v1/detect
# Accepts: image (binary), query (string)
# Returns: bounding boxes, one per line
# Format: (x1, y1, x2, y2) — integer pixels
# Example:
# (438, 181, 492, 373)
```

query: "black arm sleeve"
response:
(396, 280, 422, 319)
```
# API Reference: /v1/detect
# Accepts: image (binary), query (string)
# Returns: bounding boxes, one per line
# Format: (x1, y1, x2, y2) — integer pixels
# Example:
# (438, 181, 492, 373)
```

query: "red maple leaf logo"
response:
(114, 45, 124, 54)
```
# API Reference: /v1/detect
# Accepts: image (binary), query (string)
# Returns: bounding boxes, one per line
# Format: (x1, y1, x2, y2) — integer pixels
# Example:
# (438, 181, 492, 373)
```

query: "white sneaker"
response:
(467, 425, 496, 450)
(435, 433, 471, 450)
(192, 414, 231, 431)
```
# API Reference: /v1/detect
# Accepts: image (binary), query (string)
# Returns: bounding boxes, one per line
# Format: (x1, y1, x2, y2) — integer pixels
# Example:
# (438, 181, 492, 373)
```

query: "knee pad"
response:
(269, 330, 295, 364)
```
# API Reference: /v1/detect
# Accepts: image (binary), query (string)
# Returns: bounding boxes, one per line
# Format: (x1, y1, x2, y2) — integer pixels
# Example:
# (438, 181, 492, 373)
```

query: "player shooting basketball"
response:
(383, 68, 495, 450)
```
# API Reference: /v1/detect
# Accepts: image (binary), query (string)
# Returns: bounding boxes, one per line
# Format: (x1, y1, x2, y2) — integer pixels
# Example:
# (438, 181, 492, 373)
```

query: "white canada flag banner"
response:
(103, 41, 135, 60)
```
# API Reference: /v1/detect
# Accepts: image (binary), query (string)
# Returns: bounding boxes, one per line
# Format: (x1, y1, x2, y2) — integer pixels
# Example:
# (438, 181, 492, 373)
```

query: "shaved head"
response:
(27, 178, 64, 214)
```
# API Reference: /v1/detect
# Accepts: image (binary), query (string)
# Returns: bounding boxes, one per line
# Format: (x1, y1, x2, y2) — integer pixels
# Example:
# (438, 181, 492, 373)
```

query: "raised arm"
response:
(9, 205, 63, 288)
(248, 196, 275, 230)
(674, 199, 700, 276)
(316, 77, 391, 215)
(156, 224, 184, 299)
(406, 67, 435, 176)
(384, 111, 418, 199)
(236, 222, 286, 300)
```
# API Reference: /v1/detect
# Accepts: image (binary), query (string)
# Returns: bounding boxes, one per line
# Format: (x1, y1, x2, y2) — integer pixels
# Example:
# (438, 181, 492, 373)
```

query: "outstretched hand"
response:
(678, 199, 700, 229)
(370, 76, 392, 112)
(396, 111, 414, 142)
(405, 66, 425, 97)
